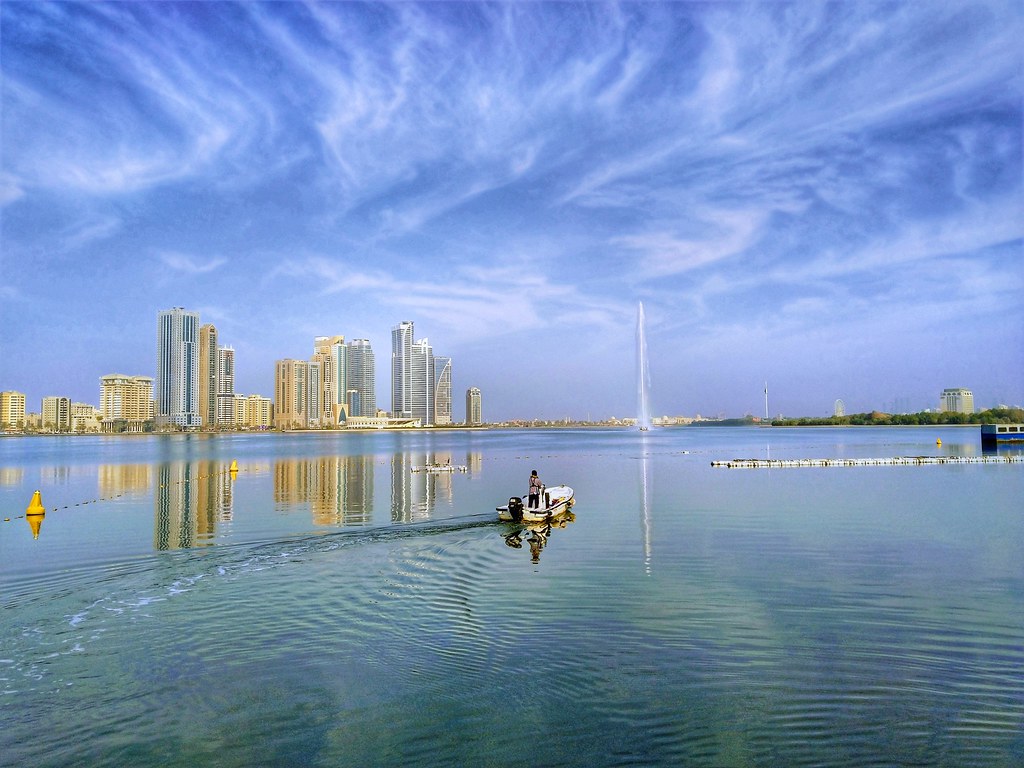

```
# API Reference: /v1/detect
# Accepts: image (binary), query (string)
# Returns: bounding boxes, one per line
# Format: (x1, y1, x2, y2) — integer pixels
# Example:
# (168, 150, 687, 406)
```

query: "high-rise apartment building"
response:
(1, 391, 27, 429)
(100, 374, 154, 432)
(466, 387, 482, 425)
(198, 324, 218, 428)
(274, 359, 321, 429)
(157, 307, 201, 428)
(42, 396, 72, 432)
(391, 321, 414, 418)
(217, 346, 235, 426)
(247, 394, 273, 429)
(940, 388, 974, 414)
(313, 336, 344, 426)
(232, 394, 249, 427)
(347, 339, 376, 417)
(434, 356, 452, 426)
(410, 337, 434, 426)
(331, 339, 348, 423)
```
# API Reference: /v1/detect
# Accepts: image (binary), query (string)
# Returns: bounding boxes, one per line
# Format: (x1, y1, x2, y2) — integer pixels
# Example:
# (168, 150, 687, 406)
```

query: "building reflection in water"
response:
(99, 464, 152, 499)
(391, 451, 464, 523)
(154, 461, 234, 550)
(151, 451, 484, 546)
(273, 455, 373, 526)
(0, 467, 24, 486)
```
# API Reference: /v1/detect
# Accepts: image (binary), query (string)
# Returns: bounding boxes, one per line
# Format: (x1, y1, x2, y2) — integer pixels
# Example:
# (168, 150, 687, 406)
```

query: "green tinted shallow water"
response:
(1, 428, 1022, 767)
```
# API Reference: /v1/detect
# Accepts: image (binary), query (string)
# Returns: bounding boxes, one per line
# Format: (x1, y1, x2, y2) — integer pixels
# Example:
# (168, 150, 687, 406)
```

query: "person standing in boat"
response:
(527, 469, 543, 509)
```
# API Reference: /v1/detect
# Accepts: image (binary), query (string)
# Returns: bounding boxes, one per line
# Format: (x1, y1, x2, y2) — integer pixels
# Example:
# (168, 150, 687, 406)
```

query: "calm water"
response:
(1, 427, 1022, 767)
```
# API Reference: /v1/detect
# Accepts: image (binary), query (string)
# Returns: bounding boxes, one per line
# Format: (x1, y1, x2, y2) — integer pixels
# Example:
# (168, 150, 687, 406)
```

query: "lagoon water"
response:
(1, 427, 1022, 767)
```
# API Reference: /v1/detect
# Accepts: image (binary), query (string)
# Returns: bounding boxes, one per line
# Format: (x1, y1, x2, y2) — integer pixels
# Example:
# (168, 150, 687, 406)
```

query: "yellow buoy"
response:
(26, 490, 45, 539)
(229, 459, 238, 480)
(26, 490, 45, 516)
(936, 438, 942, 446)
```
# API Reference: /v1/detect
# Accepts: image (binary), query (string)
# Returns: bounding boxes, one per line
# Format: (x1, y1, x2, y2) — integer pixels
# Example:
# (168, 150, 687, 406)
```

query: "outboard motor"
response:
(507, 496, 524, 523)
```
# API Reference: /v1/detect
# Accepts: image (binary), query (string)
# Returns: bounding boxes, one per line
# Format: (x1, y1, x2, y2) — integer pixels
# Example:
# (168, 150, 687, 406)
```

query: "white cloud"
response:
(159, 251, 227, 275)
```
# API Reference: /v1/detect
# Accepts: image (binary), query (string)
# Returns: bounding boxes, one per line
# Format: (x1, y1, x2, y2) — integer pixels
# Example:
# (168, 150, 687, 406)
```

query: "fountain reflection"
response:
(639, 445, 652, 575)
(502, 510, 577, 564)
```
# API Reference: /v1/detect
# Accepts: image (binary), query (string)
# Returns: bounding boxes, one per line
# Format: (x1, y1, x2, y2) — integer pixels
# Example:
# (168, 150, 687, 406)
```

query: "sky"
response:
(2, 1, 1022, 422)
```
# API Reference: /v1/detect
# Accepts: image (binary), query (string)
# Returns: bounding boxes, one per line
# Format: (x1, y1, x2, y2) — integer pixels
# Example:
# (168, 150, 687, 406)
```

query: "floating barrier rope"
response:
(3, 461, 246, 529)
(711, 455, 1024, 468)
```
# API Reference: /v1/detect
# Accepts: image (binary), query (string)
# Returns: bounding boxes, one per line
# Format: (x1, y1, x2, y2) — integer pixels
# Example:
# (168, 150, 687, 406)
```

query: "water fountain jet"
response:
(636, 301, 651, 431)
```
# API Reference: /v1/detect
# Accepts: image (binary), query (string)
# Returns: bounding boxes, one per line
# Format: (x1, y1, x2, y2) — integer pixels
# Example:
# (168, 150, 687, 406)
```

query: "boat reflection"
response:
(502, 510, 577, 563)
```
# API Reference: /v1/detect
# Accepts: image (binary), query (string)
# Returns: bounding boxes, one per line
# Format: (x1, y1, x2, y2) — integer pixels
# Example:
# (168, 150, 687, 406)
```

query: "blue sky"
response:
(2, 1, 1021, 421)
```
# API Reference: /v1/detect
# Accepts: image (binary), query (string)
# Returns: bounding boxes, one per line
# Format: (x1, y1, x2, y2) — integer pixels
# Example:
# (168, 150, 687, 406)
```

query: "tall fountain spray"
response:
(636, 301, 651, 430)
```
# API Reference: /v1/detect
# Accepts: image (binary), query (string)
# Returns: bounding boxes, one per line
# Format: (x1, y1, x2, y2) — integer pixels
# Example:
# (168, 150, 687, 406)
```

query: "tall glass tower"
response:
(410, 337, 434, 426)
(156, 307, 201, 428)
(433, 356, 452, 426)
(347, 339, 376, 417)
(391, 321, 414, 418)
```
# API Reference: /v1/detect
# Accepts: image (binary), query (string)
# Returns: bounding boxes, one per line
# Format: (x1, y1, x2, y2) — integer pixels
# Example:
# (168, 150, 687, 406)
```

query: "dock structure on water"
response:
(711, 455, 1024, 469)
(981, 424, 1024, 447)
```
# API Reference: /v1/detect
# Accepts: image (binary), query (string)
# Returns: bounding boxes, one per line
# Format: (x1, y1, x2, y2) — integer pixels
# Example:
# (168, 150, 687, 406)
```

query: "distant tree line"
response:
(772, 408, 1024, 427)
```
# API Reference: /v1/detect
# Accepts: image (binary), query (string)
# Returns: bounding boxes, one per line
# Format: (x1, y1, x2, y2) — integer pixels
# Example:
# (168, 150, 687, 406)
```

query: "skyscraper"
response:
(466, 387, 482, 426)
(217, 346, 235, 426)
(347, 339, 376, 417)
(391, 321, 414, 418)
(157, 308, 200, 428)
(433, 356, 452, 426)
(410, 337, 434, 426)
(331, 339, 348, 423)
(198, 324, 218, 428)
(313, 335, 344, 426)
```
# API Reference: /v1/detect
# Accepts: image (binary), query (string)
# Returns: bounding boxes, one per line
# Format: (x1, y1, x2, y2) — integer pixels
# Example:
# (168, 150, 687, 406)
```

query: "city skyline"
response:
(2, 2, 1022, 419)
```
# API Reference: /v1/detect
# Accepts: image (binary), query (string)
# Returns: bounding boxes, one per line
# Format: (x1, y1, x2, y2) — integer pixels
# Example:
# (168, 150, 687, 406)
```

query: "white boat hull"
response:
(497, 485, 574, 522)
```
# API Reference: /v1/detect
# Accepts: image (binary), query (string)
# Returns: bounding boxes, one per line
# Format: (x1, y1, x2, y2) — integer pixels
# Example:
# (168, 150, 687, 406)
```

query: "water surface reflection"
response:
(145, 450, 484, 549)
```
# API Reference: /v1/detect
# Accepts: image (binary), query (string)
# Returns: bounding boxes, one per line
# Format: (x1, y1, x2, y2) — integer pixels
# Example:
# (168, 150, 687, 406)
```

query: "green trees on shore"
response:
(772, 408, 1024, 427)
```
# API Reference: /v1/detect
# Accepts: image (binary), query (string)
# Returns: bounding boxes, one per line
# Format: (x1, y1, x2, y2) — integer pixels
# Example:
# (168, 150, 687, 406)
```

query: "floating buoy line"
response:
(711, 455, 1023, 468)
(3, 460, 245, 536)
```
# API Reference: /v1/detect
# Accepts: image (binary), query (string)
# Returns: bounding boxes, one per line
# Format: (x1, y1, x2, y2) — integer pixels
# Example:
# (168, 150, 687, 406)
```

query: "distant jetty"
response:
(711, 455, 1023, 468)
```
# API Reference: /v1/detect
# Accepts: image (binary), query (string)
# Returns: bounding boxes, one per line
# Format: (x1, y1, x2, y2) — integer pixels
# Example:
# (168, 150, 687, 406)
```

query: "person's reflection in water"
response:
(527, 524, 549, 563)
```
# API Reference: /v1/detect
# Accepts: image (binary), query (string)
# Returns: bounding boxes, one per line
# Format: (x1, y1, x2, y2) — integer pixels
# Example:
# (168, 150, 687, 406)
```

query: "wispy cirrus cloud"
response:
(2, 1, 1020, 415)
(2, 3, 273, 196)
(159, 251, 227, 275)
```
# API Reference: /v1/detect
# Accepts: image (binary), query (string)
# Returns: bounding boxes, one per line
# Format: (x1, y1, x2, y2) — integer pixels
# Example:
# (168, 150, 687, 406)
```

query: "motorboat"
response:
(497, 485, 574, 522)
